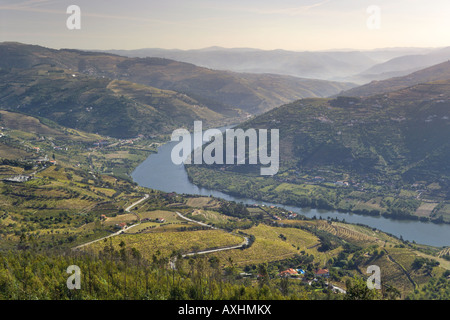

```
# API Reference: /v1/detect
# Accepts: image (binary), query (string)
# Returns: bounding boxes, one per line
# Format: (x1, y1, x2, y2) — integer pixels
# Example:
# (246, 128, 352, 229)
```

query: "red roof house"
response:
(279, 268, 299, 277)
(314, 269, 329, 277)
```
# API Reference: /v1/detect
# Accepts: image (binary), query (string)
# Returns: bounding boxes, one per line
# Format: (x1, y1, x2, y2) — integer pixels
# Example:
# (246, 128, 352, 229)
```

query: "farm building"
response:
(115, 222, 127, 230)
(279, 268, 299, 277)
(314, 269, 329, 278)
(3, 175, 31, 183)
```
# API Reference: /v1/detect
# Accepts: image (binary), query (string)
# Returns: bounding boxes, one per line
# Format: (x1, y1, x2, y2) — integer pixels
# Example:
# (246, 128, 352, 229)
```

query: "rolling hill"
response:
(238, 79, 450, 184)
(0, 42, 356, 116)
(104, 46, 436, 83)
(358, 47, 450, 81)
(337, 61, 450, 98)
(186, 78, 450, 220)
(105, 47, 377, 81)
(0, 64, 227, 138)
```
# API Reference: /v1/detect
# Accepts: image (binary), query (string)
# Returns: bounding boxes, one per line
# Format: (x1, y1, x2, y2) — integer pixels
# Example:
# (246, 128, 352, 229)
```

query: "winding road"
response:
(167, 211, 250, 269)
(175, 211, 249, 256)
(72, 195, 250, 257)
(72, 194, 149, 250)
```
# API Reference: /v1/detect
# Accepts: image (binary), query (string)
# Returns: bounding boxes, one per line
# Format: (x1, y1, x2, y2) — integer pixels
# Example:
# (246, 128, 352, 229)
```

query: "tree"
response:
(257, 263, 269, 288)
(345, 276, 381, 300)
(279, 276, 290, 296)
(383, 285, 401, 300)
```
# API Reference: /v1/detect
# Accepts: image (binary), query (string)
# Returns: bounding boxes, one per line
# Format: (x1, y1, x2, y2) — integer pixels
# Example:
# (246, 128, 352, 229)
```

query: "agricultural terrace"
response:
(208, 224, 341, 267)
(86, 228, 244, 260)
(185, 197, 221, 209)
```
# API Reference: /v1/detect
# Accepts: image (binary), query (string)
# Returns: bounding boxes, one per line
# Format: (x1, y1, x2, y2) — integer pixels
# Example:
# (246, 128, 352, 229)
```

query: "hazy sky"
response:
(1, 0, 449, 51)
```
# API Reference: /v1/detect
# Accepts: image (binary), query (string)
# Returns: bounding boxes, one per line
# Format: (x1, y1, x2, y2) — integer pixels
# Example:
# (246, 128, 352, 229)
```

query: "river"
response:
(131, 129, 450, 247)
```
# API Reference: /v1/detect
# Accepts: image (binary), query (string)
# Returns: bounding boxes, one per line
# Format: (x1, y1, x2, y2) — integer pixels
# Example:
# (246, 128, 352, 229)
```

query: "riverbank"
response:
(131, 134, 450, 247)
(185, 165, 450, 226)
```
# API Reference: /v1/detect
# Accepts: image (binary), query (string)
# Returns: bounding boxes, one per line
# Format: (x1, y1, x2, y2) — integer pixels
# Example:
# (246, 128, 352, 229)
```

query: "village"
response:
(239, 267, 346, 294)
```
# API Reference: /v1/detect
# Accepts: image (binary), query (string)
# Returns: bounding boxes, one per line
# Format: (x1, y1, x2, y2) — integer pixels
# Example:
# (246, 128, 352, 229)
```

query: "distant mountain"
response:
(0, 65, 226, 138)
(359, 47, 435, 62)
(186, 79, 450, 221)
(103, 47, 436, 83)
(357, 47, 450, 81)
(104, 47, 375, 81)
(206, 79, 450, 186)
(338, 60, 450, 97)
(0, 42, 355, 116)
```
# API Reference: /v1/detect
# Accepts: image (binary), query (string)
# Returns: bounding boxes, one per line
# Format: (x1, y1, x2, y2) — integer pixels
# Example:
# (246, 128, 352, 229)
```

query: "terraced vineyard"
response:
(208, 224, 339, 267)
(86, 229, 244, 260)
(185, 197, 221, 209)
(279, 220, 379, 244)
(357, 251, 416, 295)
(319, 222, 377, 243)
(438, 247, 450, 258)
(190, 209, 238, 224)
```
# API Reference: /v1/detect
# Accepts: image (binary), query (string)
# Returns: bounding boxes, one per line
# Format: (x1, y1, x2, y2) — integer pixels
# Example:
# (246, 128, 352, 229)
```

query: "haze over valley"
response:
(1, 0, 450, 303)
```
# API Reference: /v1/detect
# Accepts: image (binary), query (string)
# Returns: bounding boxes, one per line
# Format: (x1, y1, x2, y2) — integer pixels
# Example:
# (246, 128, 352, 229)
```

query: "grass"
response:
(274, 183, 320, 196)
(0, 165, 24, 177)
(0, 110, 102, 142)
(0, 162, 146, 249)
(207, 224, 338, 267)
(185, 197, 221, 208)
(415, 202, 439, 217)
(87, 229, 243, 260)
(0, 111, 62, 136)
(123, 221, 165, 233)
(190, 209, 237, 224)
(358, 252, 415, 296)
(435, 204, 450, 222)
(0, 142, 31, 159)
(138, 210, 180, 223)
(353, 198, 384, 212)
(278, 219, 388, 246)
(103, 213, 138, 226)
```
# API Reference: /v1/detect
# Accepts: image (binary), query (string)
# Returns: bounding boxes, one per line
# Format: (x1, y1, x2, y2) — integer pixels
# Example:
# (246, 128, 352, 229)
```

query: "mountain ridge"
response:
(338, 60, 450, 97)
(0, 42, 355, 116)
(102, 46, 439, 83)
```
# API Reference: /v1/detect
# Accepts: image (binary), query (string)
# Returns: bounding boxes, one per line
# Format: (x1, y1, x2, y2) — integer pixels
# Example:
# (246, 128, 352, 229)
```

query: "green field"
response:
(209, 224, 332, 267)
(87, 229, 244, 260)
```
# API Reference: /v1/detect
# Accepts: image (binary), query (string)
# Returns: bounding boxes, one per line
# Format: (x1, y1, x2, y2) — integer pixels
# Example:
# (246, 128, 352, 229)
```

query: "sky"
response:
(0, 0, 449, 51)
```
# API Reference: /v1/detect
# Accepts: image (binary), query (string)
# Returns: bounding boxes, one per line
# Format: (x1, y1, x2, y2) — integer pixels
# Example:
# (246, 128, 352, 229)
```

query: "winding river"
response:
(132, 129, 450, 247)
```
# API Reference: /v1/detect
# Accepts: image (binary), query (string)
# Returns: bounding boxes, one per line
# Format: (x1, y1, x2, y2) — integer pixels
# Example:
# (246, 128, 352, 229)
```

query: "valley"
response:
(0, 42, 449, 301)
(186, 76, 450, 225)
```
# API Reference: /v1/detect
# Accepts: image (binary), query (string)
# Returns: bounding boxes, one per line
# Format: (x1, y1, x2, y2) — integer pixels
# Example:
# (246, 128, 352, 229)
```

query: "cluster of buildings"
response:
(278, 268, 329, 279)
(3, 175, 32, 183)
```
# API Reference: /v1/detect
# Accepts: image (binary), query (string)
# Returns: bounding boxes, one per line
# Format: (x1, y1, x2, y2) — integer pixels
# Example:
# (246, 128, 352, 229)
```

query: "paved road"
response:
(175, 211, 218, 229)
(72, 194, 149, 250)
(73, 204, 249, 259)
(168, 211, 249, 268)
(182, 238, 249, 257)
(125, 194, 149, 212)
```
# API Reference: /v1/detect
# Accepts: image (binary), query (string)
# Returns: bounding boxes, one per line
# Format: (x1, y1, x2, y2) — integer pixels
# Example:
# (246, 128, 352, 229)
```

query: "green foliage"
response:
(411, 257, 440, 270)
(0, 67, 224, 138)
(406, 275, 450, 300)
(344, 276, 382, 300)
(218, 201, 250, 219)
(0, 249, 312, 300)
